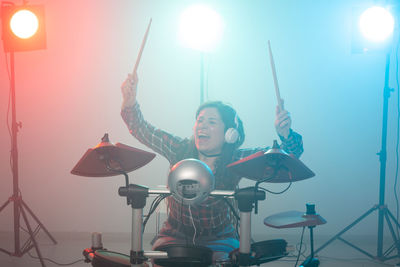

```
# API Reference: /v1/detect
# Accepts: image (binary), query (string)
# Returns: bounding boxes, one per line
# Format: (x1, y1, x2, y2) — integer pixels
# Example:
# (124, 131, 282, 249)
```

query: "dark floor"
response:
(0, 231, 399, 267)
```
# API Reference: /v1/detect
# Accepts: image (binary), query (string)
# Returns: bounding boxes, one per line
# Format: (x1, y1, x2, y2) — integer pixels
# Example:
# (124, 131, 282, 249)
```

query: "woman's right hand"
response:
(121, 72, 138, 109)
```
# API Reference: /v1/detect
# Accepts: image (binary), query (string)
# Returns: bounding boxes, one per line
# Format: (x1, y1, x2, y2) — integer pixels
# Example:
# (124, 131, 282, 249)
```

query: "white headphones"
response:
(225, 113, 239, 144)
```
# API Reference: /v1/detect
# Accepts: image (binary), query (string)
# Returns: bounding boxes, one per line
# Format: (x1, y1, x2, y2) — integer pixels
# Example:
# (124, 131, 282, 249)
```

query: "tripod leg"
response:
(337, 237, 375, 259)
(19, 204, 46, 267)
(383, 210, 400, 259)
(385, 209, 400, 257)
(0, 198, 11, 213)
(314, 206, 377, 255)
(386, 209, 400, 230)
(0, 198, 16, 255)
(0, 247, 13, 256)
(21, 199, 57, 244)
(0, 197, 16, 256)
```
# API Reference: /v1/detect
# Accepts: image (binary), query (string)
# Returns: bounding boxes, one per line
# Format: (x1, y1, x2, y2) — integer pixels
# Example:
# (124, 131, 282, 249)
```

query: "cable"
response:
(394, 21, 400, 238)
(188, 205, 197, 245)
(318, 255, 394, 266)
(2, 3, 15, 176)
(216, 197, 241, 239)
(5, 52, 12, 137)
(294, 227, 305, 267)
(28, 251, 84, 266)
(142, 194, 169, 231)
(4, 45, 13, 172)
(259, 182, 292, 195)
(222, 197, 240, 222)
(180, 199, 189, 246)
(276, 254, 394, 266)
(145, 195, 163, 221)
(295, 240, 308, 259)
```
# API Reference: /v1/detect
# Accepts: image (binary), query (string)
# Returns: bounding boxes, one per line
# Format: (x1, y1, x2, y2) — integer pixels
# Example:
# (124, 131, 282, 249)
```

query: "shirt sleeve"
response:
(233, 129, 304, 160)
(121, 103, 186, 164)
(278, 129, 304, 158)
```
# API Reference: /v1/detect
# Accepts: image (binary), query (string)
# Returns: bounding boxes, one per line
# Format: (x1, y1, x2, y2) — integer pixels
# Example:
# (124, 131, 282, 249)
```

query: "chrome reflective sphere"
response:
(168, 159, 215, 205)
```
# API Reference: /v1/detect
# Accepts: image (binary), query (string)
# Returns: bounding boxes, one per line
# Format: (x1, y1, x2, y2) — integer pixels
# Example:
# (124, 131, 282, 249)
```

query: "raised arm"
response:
(121, 72, 138, 109)
(120, 73, 187, 164)
(274, 100, 303, 158)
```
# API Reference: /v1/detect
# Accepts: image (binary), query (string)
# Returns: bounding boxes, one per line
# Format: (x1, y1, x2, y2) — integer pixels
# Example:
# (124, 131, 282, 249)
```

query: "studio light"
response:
(10, 9, 39, 39)
(316, 4, 400, 262)
(178, 4, 224, 52)
(0, 3, 52, 267)
(359, 6, 394, 42)
(1, 3, 46, 52)
(351, 5, 395, 53)
(178, 4, 224, 104)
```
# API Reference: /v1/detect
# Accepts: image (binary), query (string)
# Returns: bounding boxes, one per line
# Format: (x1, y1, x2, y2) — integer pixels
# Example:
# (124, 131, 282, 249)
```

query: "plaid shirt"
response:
(121, 103, 303, 234)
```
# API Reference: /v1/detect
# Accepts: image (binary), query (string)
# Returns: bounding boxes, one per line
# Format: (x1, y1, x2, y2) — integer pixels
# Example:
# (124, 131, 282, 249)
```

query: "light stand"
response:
(314, 52, 400, 261)
(0, 51, 57, 267)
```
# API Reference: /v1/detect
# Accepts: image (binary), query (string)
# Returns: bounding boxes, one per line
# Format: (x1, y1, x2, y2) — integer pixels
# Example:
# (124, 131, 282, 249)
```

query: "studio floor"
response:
(0, 231, 399, 267)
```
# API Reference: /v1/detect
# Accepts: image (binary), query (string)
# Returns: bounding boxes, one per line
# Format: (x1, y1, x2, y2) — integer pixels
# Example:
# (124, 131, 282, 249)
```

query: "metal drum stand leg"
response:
(235, 187, 266, 267)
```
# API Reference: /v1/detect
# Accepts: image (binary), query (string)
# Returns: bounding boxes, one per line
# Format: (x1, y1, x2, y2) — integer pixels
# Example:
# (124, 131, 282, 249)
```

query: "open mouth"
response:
(197, 133, 210, 141)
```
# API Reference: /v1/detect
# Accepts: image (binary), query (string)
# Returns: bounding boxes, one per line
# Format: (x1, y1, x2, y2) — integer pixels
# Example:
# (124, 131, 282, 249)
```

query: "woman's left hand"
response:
(274, 100, 292, 139)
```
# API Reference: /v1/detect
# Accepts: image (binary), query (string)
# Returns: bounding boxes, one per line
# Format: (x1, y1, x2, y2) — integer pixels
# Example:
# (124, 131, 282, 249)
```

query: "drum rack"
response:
(73, 136, 315, 266)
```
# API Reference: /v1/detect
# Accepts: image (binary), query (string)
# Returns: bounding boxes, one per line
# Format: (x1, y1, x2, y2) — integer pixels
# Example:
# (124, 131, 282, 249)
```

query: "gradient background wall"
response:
(0, 0, 399, 241)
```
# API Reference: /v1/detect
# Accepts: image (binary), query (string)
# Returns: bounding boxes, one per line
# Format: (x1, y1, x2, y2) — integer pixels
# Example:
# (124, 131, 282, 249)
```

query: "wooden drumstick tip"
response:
(132, 18, 152, 75)
(267, 40, 283, 110)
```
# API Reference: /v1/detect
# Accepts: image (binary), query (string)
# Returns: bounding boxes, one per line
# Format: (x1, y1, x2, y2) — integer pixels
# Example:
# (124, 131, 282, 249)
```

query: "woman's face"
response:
(194, 107, 226, 155)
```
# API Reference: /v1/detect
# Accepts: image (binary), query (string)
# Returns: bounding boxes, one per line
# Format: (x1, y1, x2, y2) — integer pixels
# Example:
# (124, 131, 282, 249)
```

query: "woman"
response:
(120, 72, 303, 264)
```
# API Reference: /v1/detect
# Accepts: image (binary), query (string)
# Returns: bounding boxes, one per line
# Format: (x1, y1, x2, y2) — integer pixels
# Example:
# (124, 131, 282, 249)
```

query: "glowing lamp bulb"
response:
(10, 9, 39, 39)
(178, 4, 224, 52)
(359, 6, 394, 42)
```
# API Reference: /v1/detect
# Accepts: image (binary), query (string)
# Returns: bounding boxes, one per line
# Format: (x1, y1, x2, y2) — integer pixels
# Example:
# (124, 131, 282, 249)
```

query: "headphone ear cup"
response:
(225, 128, 239, 144)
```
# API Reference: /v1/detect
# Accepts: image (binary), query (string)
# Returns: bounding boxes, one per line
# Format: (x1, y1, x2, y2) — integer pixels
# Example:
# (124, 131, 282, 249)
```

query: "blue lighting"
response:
(359, 6, 394, 42)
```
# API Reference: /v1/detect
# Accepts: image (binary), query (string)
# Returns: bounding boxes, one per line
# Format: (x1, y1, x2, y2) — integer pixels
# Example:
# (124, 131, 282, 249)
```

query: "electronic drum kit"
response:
(71, 134, 324, 267)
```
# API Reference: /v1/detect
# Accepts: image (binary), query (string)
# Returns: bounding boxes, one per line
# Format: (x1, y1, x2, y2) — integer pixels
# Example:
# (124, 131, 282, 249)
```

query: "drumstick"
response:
(132, 18, 152, 74)
(267, 40, 283, 110)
